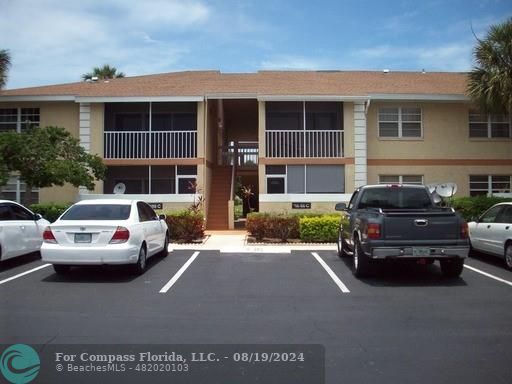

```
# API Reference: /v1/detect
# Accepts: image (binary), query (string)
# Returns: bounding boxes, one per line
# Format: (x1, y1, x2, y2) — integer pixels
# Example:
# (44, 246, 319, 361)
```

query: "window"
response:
(10, 204, 34, 220)
(137, 202, 156, 222)
(0, 176, 39, 204)
(469, 175, 511, 196)
(104, 165, 197, 195)
(265, 165, 344, 194)
(61, 204, 132, 220)
(498, 206, 512, 224)
(359, 187, 432, 209)
(469, 109, 511, 138)
(379, 175, 423, 185)
(0, 108, 40, 132)
(479, 205, 502, 223)
(378, 107, 422, 138)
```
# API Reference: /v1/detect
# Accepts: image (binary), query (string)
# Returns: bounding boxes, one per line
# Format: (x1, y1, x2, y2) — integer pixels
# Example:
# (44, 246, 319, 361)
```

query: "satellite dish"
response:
(431, 192, 442, 204)
(426, 184, 437, 194)
(436, 183, 458, 198)
(113, 182, 126, 194)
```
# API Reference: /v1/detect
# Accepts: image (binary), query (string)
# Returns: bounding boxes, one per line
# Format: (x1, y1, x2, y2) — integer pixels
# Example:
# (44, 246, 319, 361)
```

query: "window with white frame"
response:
(469, 175, 511, 196)
(378, 107, 422, 138)
(0, 176, 40, 204)
(379, 175, 423, 185)
(0, 108, 40, 132)
(265, 165, 344, 194)
(469, 109, 511, 138)
(105, 165, 197, 194)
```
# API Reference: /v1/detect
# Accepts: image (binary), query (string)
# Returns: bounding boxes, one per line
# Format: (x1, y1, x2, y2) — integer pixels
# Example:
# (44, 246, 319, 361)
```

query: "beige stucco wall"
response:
(368, 165, 512, 197)
(89, 103, 104, 194)
(259, 201, 345, 214)
(366, 102, 512, 159)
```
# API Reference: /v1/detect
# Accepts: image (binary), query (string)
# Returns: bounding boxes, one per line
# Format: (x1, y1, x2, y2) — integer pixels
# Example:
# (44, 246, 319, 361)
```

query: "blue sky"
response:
(1, 0, 511, 89)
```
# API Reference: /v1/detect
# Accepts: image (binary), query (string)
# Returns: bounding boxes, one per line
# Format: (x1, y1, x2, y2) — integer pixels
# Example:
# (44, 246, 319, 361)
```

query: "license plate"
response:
(74, 233, 92, 243)
(412, 247, 430, 257)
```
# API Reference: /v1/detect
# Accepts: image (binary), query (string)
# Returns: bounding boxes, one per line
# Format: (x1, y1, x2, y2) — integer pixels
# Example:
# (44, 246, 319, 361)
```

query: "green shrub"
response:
(246, 213, 269, 241)
(165, 211, 205, 242)
(265, 214, 300, 242)
(29, 202, 71, 222)
(450, 196, 512, 221)
(299, 215, 347, 243)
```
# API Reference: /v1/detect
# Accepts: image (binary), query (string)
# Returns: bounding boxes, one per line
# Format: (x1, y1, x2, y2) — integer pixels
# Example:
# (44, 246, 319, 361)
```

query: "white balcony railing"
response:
(104, 131, 197, 159)
(265, 130, 343, 158)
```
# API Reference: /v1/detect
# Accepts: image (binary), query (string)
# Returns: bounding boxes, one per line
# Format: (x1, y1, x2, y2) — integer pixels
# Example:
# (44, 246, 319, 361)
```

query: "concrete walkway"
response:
(170, 231, 337, 253)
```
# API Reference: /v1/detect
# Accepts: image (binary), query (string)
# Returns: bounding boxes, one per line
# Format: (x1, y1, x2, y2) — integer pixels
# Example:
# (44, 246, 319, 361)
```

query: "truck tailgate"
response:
(382, 211, 460, 241)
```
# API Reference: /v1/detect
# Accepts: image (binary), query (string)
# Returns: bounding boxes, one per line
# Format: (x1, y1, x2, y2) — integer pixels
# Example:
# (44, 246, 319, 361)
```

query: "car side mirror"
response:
(158, 214, 166, 220)
(335, 202, 347, 211)
(34, 213, 43, 221)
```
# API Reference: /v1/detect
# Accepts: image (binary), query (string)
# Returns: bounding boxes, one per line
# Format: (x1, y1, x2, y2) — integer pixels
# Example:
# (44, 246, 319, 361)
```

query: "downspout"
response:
(365, 98, 371, 115)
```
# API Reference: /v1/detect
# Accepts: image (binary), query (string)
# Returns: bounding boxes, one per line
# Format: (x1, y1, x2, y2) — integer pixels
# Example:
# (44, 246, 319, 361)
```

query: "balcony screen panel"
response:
(306, 165, 344, 193)
(104, 166, 149, 194)
(105, 103, 149, 132)
(305, 102, 341, 131)
(266, 102, 303, 131)
(287, 165, 305, 193)
(151, 166, 176, 194)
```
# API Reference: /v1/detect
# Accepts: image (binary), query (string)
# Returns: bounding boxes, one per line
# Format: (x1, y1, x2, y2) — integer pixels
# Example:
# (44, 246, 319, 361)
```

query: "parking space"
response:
(1, 249, 511, 383)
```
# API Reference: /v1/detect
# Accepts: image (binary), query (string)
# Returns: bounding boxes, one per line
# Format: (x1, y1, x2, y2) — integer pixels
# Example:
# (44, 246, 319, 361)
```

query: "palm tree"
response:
(467, 18, 512, 114)
(0, 49, 11, 89)
(82, 64, 125, 81)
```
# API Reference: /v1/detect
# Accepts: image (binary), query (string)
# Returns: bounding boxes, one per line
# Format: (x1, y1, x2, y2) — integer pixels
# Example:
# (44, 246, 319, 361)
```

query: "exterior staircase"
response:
(206, 166, 232, 230)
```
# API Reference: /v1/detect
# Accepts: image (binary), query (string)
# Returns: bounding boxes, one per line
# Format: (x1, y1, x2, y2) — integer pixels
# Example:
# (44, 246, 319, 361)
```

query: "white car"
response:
(41, 199, 169, 275)
(468, 202, 512, 270)
(0, 200, 50, 262)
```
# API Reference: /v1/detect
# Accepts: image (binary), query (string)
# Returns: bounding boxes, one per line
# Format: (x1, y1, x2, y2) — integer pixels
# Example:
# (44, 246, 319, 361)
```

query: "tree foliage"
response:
(467, 18, 512, 114)
(82, 64, 125, 81)
(0, 49, 11, 89)
(0, 126, 106, 204)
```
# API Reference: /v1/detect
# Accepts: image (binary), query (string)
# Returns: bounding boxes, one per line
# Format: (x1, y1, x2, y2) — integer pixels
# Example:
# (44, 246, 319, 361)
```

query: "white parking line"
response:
(0, 264, 52, 286)
(159, 251, 200, 293)
(311, 252, 350, 293)
(464, 265, 512, 287)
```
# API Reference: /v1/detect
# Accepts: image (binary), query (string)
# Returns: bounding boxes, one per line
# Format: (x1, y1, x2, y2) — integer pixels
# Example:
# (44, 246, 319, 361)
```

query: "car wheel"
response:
(336, 228, 348, 258)
(131, 246, 147, 275)
(440, 258, 464, 278)
(504, 244, 512, 271)
(160, 233, 169, 258)
(353, 239, 370, 278)
(53, 264, 70, 274)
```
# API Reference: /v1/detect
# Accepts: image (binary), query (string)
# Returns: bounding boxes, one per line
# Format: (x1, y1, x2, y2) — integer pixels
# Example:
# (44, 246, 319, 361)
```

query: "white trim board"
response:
(259, 193, 351, 202)
(77, 194, 199, 203)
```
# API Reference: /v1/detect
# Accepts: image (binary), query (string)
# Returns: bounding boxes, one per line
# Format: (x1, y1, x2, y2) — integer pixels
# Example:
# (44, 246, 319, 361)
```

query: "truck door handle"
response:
(487, 225, 491, 229)
(506, 226, 510, 230)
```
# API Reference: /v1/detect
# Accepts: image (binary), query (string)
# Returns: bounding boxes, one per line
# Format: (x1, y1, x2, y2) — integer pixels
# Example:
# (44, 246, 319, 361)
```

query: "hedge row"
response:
(29, 202, 71, 222)
(165, 210, 205, 242)
(450, 196, 512, 221)
(246, 212, 348, 243)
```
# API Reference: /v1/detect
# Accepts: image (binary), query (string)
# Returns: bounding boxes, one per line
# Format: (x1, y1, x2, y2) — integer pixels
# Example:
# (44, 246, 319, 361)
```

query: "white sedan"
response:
(468, 202, 512, 270)
(41, 199, 169, 275)
(0, 200, 50, 261)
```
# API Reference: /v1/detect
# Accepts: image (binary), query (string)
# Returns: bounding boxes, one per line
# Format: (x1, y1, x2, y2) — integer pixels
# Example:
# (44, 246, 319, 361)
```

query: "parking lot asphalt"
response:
(1, 249, 511, 384)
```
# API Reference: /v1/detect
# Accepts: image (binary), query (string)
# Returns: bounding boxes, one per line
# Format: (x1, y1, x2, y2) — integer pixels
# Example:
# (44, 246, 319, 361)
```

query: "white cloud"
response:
(0, 0, 211, 88)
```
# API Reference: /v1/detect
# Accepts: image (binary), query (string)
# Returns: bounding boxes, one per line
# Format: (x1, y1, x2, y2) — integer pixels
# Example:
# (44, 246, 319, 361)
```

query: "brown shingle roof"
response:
(0, 70, 469, 98)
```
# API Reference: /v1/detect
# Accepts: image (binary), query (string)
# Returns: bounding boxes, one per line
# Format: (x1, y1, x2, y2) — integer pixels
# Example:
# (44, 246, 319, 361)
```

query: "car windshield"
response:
(359, 187, 432, 209)
(60, 204, 131, 220)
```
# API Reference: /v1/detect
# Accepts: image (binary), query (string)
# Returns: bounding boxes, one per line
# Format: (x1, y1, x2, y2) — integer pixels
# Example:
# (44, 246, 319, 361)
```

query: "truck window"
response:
(359, 188, 432, 209)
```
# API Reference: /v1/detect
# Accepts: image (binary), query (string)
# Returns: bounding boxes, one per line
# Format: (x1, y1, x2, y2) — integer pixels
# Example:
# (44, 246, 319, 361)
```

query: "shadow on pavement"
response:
(339, 256, 468, 287)
(0, 252, 41, 272)
(41, 253, 167, 284)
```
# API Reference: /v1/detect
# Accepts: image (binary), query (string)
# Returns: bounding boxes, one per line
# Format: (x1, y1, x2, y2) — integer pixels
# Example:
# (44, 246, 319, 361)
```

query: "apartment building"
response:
(1, 70, 511, 229)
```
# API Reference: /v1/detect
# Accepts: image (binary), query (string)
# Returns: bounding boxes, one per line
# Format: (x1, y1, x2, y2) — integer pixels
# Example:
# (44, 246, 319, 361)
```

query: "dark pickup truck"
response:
(335, 184, 469, 278)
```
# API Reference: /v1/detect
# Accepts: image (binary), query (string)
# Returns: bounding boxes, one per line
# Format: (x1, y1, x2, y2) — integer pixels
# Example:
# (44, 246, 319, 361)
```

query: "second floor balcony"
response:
(104, 130, 197, 159)
(266, 129, 344, 158)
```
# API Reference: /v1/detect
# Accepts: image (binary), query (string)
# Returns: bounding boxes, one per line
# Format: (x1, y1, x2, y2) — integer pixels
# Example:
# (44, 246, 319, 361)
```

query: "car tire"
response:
(353, 239, 370, 278)
(440, 258, 464, 278)
(336, 228, 348, 258)
(160, 233, 169, 258)
(53, 264, 70, 274)
(504, 244, 512, 271)
(131, 246, 147, 275)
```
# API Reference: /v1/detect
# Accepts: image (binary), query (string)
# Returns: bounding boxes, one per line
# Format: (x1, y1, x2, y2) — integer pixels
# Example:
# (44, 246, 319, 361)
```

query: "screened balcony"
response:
(103, 102, 197, 159)
(265, 101, 344, 158)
